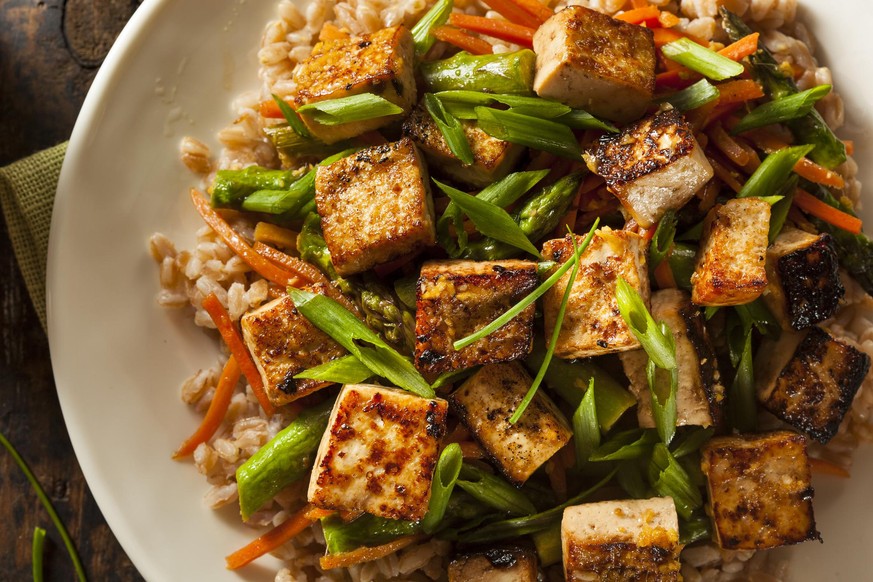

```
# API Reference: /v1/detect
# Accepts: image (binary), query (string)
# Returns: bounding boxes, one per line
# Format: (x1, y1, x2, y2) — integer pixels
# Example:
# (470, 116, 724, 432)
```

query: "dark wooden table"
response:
(1, 1, 144, 580)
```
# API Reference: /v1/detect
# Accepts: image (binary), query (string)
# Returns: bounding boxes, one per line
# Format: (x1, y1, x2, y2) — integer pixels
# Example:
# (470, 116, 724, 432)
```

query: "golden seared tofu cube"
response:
(763, 228, 844, 330)
(415, 259, 538, 375)
(593, 109, 713, 228)
(240, 284, 346, 406)
(691, 197, 770, 306)
(755, 326, 870, 444)
(542, 228, 649, 359)
(449, 545, 539, 582)
(315, 138, 436, 276)
(451, 362, 572, 485)
(308, 384, 448, 521)
(562, 497, 681, 581)
(291, 26, 416, 143)
(621, 290, 725, 429)
(701, 431, 819, 550)
(533, 6, 656, 123)
(402, 102, 525, 188)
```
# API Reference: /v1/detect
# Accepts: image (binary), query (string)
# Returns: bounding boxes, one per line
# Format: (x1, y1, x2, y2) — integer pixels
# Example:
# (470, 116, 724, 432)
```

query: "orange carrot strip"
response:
(201, 293, 276, 416)
(253, 241, 330, 286)
(190, 190, 302, 287)
(173, 357, 242, 459)
(480, 0, 543, 28)
(505, 0, 554, 25)
(432, 26, 493, 55)
(794, 190, 862, 235)
(258, 100, 285, 119)
(715, 79, 765, 106)
(654, 257, 677, 289)
(718, 32, 759, 62)
(844, 140, 855, 156)
(658, 10, 680, 28)
(303, 507, 335, 521)
(320, 535, 424, 570)
(226, 504, 318, 569)
(794, 158, 845, 189)
(809, 457, 850, 478)
(709, 124, 751, 168)
(652, 27, 684, 48)
(615, 5, 661, 25)
(449, 13, 536, 47)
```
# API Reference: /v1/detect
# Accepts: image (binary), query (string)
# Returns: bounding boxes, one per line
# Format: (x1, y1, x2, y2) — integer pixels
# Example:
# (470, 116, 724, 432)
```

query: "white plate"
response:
(48, 1, 873, 580)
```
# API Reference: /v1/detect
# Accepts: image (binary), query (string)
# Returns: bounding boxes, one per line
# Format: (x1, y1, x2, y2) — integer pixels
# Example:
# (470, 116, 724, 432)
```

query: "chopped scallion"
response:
(435, 90, 572, 118)
(649, 210, 678, 268)
(421, 443, 463, 533)
(293, 354, 373, 384)
(615, 278, 677, 370)
(456, 463, 536, 515)
(661, 38, 744, 81)
(590, 429, 658, 462)
(729, 328, 757, 432)
(736, 144, 813, 199)
(732, 84, 832, 134)
(555, 109, 619, 133)
(424, 93, 474, 165)
(32, 526, 46, 582)
(573, 378, 600, 466)
(475, 107, 583, 159)
(648, 443, 703, 520)
(410, 0, 453, 56)
(660, 79, 720, 112)
(271, 93, 310, 138)
(297, 93, 403, 126)
(646, 325, 680, 445)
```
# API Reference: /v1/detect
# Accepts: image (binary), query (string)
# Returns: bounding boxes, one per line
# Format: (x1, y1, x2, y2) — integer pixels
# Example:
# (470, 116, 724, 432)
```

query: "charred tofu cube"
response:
(691, 197, 770, 306)
(291, 26, 415, 143)
(755, 326, 870, 443)
(542, 228, 649, 359)
(403, 103, 525, 188)
(448, 545, 538, 582)
(315, 138, 436, 276)
(700, 431, 819, 550)
(240, 284, 346, 406)
(621, 290, 725, 428)
(592, 109, 713, 228)
(451, 362, 572, 485)
(415, 259, 538, 375)
(308, 384, 448, 521)
(562, 497, 681, 581)
(533, 6, 656, 123)
(763, 228, 844, 330)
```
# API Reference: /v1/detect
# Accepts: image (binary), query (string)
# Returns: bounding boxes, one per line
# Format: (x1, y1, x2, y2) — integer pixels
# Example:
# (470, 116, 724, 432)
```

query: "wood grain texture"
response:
(1, 0, 143, 579)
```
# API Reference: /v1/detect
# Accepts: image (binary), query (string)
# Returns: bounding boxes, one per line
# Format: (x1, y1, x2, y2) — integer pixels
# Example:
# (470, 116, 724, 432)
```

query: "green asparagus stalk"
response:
(264, 124, 352, 159)
(321, 513, 420, 555)
(235, 399, 333, 520)
(210, 166, 299, 208)
(719, 8, 846, 168)
(456, 463, 537, 516)
(420, 50, 537, 95)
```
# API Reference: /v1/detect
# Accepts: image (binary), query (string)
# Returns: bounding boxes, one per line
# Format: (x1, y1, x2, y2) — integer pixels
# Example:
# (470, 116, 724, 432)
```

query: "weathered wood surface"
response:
(1, 1, 144, 579)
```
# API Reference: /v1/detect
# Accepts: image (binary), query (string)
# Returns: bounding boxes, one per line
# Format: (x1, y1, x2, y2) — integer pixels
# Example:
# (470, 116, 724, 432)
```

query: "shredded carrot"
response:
(716, 79, 765, 106)
(795, 158, 846, 189)
(172, 357, 242, 459)
(253, 222, 299, 251)
(319, 22, 350, 41)
(703, 103, 743, 129)
(709, 124, 751, 168)
(432, 26, 493, 55)
(253, 241, 330, 286)
(717, 32, 759, 62)
(652, 27, 684, 48)
(480, 0, 543, 28)
(505, 0, 554, 25)
(708, 154, 745, 193)
(794, 189, 862, 235)
(615, 5, 661, 25)
(190, 189, 302, 287)
(809, 457, 850, 478)
(258, 99, 285, 119)
(303, 507, 335, 521)
(449, 13, 536, 47)
(844, 140, 855, 156)
(458, 441, 486, 459)
(201, 293, 276, 416)
(657, 10, 680, 28)
(653, 257, 677, 289)
(655, 69, 698, 90)
(226, 504, 319, 569)
(320, 535, 424, 570)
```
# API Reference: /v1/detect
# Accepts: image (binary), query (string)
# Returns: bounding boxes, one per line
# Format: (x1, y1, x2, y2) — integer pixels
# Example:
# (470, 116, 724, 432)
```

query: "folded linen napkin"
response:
(0, 142, 67, 331)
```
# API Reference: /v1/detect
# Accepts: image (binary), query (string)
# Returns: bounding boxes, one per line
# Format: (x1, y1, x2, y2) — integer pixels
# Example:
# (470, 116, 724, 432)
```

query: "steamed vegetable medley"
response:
(173, 0, 873, 578)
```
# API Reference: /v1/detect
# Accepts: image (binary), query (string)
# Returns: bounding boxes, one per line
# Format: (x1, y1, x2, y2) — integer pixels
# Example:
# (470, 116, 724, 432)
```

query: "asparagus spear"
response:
(264, 124, 352, 161)
(420, 50, 537, 95)
(210, 166, 300, 208)
(321, 513, 420, 555)
(719, 8, 846, 168)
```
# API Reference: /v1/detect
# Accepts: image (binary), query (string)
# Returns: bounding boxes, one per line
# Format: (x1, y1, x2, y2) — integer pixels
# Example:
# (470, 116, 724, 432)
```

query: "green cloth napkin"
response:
(0, 142, 67, 332)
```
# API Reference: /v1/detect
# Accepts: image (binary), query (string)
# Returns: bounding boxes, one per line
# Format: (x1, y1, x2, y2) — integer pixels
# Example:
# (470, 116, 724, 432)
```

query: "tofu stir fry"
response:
(165, 0, 873, 578)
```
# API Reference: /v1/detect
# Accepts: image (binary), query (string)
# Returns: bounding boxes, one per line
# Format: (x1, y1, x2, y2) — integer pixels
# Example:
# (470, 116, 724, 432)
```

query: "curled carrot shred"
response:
(432, 25, 493, 55)
(449, 13, 536, 47)
(481, 0, 546, 28)
(226, 504, 320, 569)
(319, 535, 425, 570)
(794, 190, 862, 235)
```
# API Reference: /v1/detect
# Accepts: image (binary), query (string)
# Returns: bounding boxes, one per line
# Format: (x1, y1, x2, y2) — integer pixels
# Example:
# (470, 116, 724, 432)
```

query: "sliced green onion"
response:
(660, 79, 720, 112)
(616, 460, 652, 498)
(680, 514, 713, 545)
(757, 195, 784, 205)
(705, 306, 720, 321)
(661, 38, 745, 81)
(32, 526, 46, 582)
(410, 0, 453, 56)
(0, 431, 86, 582)
(424, 93, 474, 165)
(729, 329, 757, 432)
(646, 323, 679, 445)
(615, 278, 677, 370)
(435, 179, 543, 259)
(667, 243, 697, 290)
(736, 144, 814, 199)
(475, 107, 583, 159)
(264, 124, 348, 158)
(555, 109, 619, 133)
(430, 367, 479, 390)
(510, 226, 598, 423)
(421, 443, 463, 533)
(271, 92, 310, 138)
(531, 524, 562, 567)
(293, 354, 373, 384)
(322, 513, 418, 555)
(670, 427, 715, 458)
(736, 298, 781, 338)
(456, 464, 536, 515)
(436, 90, 572, 119)
(297, 93, 403, 126)
(732, 84, 832, 134)
(769, 175, 798, 243)
(288, 289, 434, 398)
(590, 429, 658, 462)
(649, 210, 678, 268)
(648, 443, 703, 520)
(573, 378, 600, 466)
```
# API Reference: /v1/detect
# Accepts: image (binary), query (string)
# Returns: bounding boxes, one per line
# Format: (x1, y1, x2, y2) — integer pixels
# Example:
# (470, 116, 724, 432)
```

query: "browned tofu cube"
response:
(240, 284, 346, 406)
(315, 138, 436, 276)
(308, 384, 448, 521)
(533, 6, 656, 123)
(542, 228, 649, 359)
(451, 362, 572, 485)
(562, 497, 681, 581)
(291, 26, 416, 143)
(691, 197, 770, 306)
(621, 290, 725, 428)
(700, 431, 819, 550)
(448, 545, 538, 582)
(763, 228, 844, 330)
(592, 108, 713, 228)
(402, 102, 525, 188)
(755, 326, 870, 443)
(415, 259, 538, 375)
